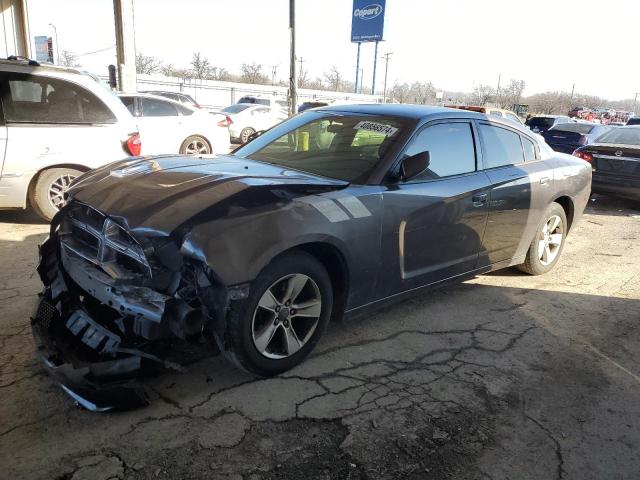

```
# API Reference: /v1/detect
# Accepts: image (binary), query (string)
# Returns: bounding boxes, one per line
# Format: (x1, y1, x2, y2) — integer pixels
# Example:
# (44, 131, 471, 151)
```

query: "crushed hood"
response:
(67, 154, 348, 234)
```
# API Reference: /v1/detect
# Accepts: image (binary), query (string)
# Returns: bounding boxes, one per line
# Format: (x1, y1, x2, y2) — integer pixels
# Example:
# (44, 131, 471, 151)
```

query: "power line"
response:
(76, 44, 116, 57)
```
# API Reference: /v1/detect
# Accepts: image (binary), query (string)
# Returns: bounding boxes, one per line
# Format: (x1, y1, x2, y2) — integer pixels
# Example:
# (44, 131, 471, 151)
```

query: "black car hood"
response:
(67, 154, 348, 234)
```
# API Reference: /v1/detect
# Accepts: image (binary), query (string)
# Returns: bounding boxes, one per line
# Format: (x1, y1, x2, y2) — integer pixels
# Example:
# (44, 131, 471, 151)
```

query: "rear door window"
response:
(479, 124, 525, 168)
(2, 73, 116, 124)
(140, 98, 179, 117)
(402, 122, 477, 181)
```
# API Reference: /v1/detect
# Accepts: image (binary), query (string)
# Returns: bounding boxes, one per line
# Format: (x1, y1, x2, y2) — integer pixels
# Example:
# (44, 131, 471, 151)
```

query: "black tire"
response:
(30, 167, 83, 221)
(180, 135, 211, 155)
(516, 202, 568, 275)
(239, 127, 255, 144)
(222, 251, 333, 376)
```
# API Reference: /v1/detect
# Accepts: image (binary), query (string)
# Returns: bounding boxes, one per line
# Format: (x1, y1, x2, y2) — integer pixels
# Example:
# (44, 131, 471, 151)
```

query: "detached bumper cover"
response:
(31, 290, 150, 411)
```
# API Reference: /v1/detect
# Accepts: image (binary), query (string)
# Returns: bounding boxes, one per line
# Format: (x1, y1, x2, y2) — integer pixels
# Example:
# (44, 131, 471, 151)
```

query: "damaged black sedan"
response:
(32, 104, 592, 410)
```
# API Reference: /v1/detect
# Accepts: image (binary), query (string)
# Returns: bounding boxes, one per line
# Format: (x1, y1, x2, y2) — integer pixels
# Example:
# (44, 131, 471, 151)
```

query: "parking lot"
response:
(0, 194, 638, 480)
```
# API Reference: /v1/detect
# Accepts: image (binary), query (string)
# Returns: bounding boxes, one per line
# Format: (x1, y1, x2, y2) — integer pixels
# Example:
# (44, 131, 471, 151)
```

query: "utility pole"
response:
(382, 52, 393, 103)
(371, 40, 379, 95)
(634, 92, 640, 115)
(495, 74, 501, 107)
(569, 82, 575, 108)
(298, 57, 305, 88)
(288, 0, 297, 116)
(271, 64, 278, 86)
(48, 23, 60, 65)
(113, 0, 137, 92)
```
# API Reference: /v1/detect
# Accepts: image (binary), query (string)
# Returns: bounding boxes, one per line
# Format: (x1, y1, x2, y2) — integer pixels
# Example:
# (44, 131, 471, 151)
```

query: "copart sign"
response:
(351, 0, 386, 42)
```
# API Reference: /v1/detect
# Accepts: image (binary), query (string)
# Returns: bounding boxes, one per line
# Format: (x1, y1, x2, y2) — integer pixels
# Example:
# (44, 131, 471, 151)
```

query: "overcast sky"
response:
(26, 0, 640, 100)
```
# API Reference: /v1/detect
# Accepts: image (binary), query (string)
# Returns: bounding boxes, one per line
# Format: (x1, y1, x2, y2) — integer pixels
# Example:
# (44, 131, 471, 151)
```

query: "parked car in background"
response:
(573, 126, 640, 201)
(525, 115, 571, 133)
(568, 106, 590, 118)
(142, 90, 201, 109)
(118, 93, 230, 155)
(222, 103, 288, 143)
(445, 105, 524, 125)
(33, 104, 591, 410)
(237, 95, 288, 109)
(0, 57, 139, 220)
(627, 117, 640, 126)
(541, 123, 611, 154)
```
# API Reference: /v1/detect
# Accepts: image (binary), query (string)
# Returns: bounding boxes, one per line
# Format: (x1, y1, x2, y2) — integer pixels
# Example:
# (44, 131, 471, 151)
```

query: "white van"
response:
(0, 58, 139, 220)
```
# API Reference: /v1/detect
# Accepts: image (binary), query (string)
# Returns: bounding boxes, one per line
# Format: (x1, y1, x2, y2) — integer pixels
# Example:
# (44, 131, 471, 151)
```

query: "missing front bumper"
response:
(31, 291, 150, 411)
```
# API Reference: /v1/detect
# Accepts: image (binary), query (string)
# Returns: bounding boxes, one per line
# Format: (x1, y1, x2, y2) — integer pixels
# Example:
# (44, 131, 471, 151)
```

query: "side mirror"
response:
(400, 151, 430, 180)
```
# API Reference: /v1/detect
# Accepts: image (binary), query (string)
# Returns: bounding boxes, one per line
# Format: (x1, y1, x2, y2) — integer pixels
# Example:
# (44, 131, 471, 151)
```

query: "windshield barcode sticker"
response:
(354, 121, 398, 137)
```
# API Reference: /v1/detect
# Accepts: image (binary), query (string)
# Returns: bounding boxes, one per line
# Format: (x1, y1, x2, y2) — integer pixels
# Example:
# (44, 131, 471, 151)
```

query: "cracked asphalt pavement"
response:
(1, 195, 639, 480)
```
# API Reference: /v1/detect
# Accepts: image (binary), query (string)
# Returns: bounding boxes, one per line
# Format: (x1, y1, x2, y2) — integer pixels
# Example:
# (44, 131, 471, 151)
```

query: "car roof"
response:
(117, 92, 197, 110)
(0, 58, 84, 75)
(317, 103, 512, 121)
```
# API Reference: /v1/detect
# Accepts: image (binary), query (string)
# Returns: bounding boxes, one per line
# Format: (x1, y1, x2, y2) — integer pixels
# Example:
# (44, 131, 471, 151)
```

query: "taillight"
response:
(126, 132, 142, 156)
(573, 149, 593, 163)
(217, 115, 233, 127)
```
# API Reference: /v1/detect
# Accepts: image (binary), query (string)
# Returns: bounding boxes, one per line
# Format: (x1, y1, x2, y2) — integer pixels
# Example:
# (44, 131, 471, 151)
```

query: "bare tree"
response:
(323, 66, 342, 91)
(389, 82, 410, 103)
(241, 62, 268, 84)
(471, 84, 494, 105)
(190, 52, 211, 79)
(59, 50, 80, 68)
(498, 79, 526, 109)
(135, 53, 161, 75)
(410, 81, 436, 104)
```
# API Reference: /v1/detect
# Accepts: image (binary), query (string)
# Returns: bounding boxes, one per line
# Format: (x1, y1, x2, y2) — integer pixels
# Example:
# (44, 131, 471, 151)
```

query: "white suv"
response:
(0, 57, 139, 220)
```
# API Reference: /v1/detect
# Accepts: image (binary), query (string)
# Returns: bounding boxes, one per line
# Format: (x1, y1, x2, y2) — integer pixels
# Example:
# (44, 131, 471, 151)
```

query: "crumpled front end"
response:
(32, 201, 227, 411)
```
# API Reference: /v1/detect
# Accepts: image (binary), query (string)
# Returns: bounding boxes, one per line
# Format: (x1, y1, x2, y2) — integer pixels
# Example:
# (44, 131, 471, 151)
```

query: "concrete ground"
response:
(1, 195, 639, 480)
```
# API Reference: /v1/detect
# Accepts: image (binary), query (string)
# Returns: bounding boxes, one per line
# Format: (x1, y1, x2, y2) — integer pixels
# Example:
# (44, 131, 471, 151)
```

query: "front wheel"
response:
(223, 251, 333, 376)
(516, 202, 567, 275)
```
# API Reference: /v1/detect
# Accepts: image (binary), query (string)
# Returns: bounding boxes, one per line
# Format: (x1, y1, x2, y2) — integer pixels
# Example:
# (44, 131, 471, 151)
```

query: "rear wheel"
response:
(516, 202, 567, 275)
(239, 127, 255, 144)
(180, 135, 211, 155)
(223, 251, 333, 376)
(31, 167, 83, 221)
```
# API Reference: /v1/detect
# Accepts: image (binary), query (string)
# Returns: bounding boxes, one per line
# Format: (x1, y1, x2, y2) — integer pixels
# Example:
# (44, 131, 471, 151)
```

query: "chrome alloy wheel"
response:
(48, 174, 77, 210)
(251, 274, 322, 359)
(185, 139, 210, 154)
(538, 214, 563, 266)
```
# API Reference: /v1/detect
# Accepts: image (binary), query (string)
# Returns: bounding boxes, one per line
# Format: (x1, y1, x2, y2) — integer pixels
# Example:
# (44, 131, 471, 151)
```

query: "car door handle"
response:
(540, 176, 551, 185)
(472, 194, 488, 206)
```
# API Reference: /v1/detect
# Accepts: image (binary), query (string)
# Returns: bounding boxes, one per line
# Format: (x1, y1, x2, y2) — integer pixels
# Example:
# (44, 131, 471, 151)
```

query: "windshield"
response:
(595, 128, 640, 146)
(223, 104, 252, 114)
(551, 123, 594, 134)
(527, 117, 556, 129)
(233, 112, 410, 183)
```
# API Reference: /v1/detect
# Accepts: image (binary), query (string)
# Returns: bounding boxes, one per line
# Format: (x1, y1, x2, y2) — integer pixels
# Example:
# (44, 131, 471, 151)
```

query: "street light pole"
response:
(382, 52, 393, 103)
(48, 23, 60, 64)
(288, 0, 297, 116)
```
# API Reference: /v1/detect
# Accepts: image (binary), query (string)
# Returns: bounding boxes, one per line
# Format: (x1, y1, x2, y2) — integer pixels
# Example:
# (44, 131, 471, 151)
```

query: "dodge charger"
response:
(32, 104, 592, 410)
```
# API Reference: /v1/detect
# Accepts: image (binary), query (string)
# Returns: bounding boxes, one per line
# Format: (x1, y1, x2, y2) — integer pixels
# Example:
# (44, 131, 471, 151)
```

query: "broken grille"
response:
(59, 202, 152, 279)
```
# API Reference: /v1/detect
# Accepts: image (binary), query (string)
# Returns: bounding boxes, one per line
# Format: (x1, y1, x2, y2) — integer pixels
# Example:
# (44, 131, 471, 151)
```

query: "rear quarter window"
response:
(2, 73, 116, 124)
(479, 124, 525, 168)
